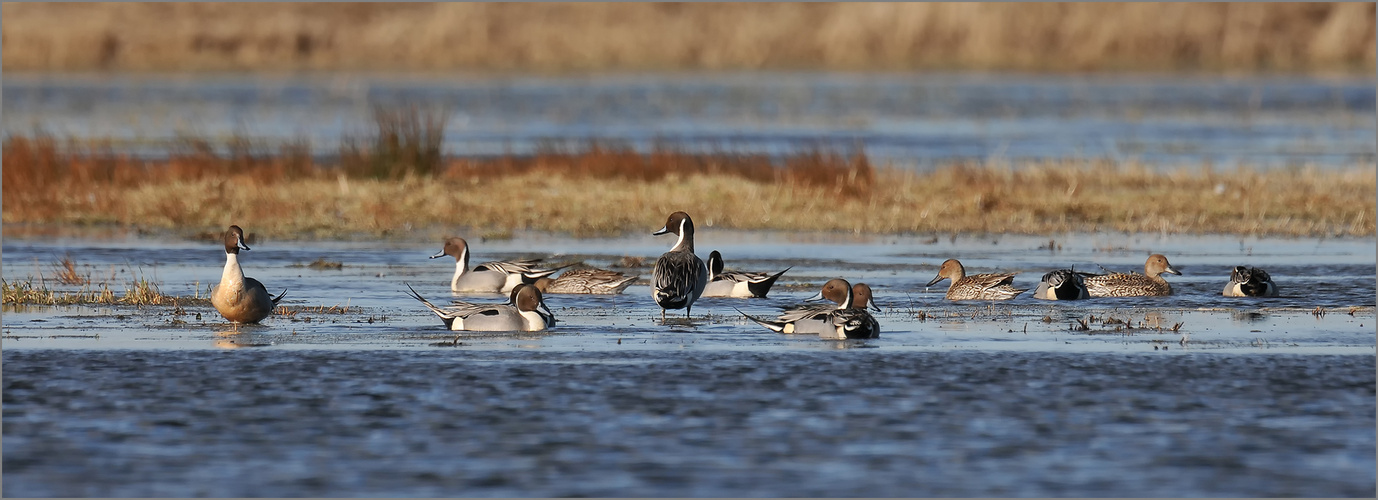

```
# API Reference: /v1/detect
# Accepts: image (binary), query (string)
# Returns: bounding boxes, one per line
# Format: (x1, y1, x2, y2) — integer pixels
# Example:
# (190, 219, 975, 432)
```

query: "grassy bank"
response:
(3, 135, 1373, 239)
(3, 3, 1373, 73)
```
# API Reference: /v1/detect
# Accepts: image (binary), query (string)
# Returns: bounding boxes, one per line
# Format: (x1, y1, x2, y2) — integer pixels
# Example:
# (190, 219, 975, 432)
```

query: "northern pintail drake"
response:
(651, 211, 709, 320)
(740, 279, 880, 339)
(1033, 268, 1090, 300)
(1084, 254, 1181, 297)
(406, 283, 554, 331)
(430, 236, 564, 293)
(926, 259, 1027, 300)
(534, 268, 638, 295)
(1223, 266, 1278, 297)
(701, 250, 791, 298)
(211, 225, 287, 324)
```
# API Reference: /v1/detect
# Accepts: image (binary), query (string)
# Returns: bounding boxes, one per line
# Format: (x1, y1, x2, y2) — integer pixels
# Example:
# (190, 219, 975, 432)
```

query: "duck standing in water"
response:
(651, 211, 709, 320)
(211, 225, 287, 324)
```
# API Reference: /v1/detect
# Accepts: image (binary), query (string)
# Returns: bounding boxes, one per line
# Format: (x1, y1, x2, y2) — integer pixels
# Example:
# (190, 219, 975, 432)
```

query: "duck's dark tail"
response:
(271, 288, 288, 305)
(736, 307, 787, 333)
(746, 267, 792, 298)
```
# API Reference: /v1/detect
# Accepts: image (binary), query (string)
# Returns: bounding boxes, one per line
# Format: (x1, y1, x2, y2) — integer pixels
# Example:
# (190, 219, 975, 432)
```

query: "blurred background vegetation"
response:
(4, 2, 1373, 73)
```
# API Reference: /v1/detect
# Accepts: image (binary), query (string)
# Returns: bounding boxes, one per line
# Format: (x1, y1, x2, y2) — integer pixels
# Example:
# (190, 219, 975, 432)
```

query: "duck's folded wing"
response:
(475, 258, 544, 273)
(653, 253, 703, 301)
(776, 303, 837, 323)
(971, 272, 1018, 289)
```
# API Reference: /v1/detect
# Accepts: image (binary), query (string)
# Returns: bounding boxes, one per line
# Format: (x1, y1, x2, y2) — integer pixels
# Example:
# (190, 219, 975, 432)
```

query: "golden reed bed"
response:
(3, 135, 1373, 239)
(3, 3, 1373, 73)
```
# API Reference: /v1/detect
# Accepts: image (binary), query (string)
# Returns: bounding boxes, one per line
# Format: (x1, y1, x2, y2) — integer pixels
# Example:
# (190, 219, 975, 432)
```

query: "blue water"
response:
(3, 72, 1374, 169)
(3, 70, 1376, 496)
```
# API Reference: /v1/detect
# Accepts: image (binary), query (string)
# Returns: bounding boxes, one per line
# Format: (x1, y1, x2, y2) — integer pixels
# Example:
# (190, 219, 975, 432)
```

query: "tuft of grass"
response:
(121, 278, 170, 306)
(52, 254, 89, 285)
(2, 276, 200, 307)
(341, 104, 448, 180)
(307, 257, 344, 270)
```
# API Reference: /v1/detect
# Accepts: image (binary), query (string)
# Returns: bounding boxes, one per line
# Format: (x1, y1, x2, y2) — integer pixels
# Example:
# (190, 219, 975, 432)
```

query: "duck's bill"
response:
(925, 276, 944, 287)
(652, 226, 670, 236)
(429, 248, 447, 259)
(1165, 266, 1182, 275)
(868, 299, 882, 312)
(804, 290, 825, 302)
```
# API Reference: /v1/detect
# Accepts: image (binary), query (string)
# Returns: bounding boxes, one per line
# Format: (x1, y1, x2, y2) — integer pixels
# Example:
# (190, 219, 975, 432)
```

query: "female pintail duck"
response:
(211, 225, 287, 324)
(926, 259, 1027, 300)
(533, 268, 638, 295)
(406, 283, 554, 331)
(430, 236, 564, 293)
(1223, 266, 1278, 297)
(1033, 268, 1090, 300)
(701, 250, 792, 298)
(740, 279, 880, 339)
(1084, 254, 1181, 297)
(651, 211, 709, 320)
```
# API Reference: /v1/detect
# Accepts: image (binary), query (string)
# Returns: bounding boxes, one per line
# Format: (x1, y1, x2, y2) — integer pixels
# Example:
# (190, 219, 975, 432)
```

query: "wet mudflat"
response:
(2, 231, 1375, 496)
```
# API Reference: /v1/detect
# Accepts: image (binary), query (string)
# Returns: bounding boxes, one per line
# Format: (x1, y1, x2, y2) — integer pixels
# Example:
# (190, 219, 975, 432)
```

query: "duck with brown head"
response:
(406, 282, 555, 332)
(739, 278, 880, 339)
(926, 258, 1027, 300)
(651, 211, 709, 320)
(1084, 253, 1181, 297)
(430, 236, 565, 293)
(211, 225, 287, 324)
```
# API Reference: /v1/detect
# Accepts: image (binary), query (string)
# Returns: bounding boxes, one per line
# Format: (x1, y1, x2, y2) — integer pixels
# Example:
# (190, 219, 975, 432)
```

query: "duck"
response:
(926, 259, 1027, 300)
(700, 250, 791, 298)
(1084, 254, 1181, 297)
(1223, 266, 1278, 297)
(211, 225, 287, 324)
(406, 282, 554, 331)
(429, 236, 564, 293)
(533, 267, 638, 295)
(740, 278, 880, 339)
(651, 211, 709, 320)
(1033, 268, 1091, 300)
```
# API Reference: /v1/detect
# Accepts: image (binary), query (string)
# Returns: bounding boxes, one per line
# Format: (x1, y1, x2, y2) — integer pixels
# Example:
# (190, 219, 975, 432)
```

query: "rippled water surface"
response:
(4, 72, 1374, 168)
(3, 231, 1375, 496)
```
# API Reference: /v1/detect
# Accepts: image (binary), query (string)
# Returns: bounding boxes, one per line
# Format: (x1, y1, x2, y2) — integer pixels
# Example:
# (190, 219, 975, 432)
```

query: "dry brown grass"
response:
(1, 276, 196, 307)
(3, 3, 1373, 73)
(2, 131, 1372, 239)
(52, 255, 90, 285)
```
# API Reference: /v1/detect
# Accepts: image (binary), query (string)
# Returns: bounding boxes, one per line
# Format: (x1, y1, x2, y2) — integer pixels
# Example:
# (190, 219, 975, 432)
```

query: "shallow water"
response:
(2, 231, 1375, 496)
(4, 72, 1374, 168)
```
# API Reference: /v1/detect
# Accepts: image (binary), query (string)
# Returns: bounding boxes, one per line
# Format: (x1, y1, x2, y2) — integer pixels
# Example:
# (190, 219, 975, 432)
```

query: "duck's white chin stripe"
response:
(672, 221, 687, 250)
